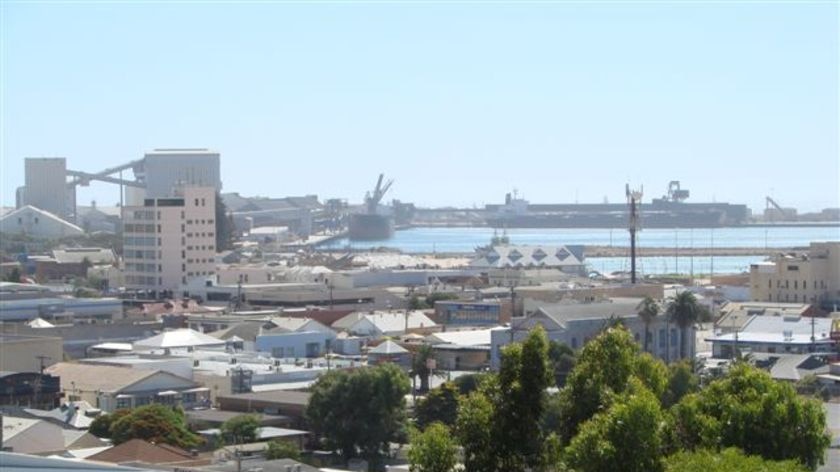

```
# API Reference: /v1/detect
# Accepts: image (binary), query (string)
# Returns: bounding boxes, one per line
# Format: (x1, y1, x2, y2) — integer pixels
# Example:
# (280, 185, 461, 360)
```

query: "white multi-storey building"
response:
(123, 187, 217, 294)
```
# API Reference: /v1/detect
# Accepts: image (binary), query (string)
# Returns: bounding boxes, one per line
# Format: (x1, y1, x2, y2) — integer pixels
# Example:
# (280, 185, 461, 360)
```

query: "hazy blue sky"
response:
(2, 1, 838, 213)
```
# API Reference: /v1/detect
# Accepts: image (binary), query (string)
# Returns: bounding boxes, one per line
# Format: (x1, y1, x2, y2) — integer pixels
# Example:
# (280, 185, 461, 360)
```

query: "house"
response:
(0, 205, 84, 239)
(24, 400, 103, 429)
(367, 340, 411, 368)
(705, 314, 835, 358)
(332, 310, 437, 337)
(45, 362, 209, 412)
(0, 414, 108, 454)
(426, 328, 494, 370)
(490, 299, 688, 369)
(716, 301, 816, 333)
(253, 317, 338, 358)
(750, 353, 830, 382)
(133, 328, 227, 351)
(87, 439, 209, 467)
(255, 330, 335, 359)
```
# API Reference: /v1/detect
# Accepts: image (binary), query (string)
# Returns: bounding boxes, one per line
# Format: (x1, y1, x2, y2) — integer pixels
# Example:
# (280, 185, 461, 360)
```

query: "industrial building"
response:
(14, 149, 221, 226)
(19, 158, 73, 219)
(122, 186, 216, 294)
(141, 149, 221, 199)
(0, 206, 84, 239)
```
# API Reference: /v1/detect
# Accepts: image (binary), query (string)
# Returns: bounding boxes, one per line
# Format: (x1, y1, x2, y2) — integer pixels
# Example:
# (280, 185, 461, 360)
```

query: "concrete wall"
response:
(0, 335, 63, 372)
(255, 331, 332, 358)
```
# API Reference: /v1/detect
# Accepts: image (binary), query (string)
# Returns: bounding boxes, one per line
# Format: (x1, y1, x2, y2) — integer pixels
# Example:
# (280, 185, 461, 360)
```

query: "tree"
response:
(4, 267, 21, 283)
(668, 363, 830, 470)
(547, 340, 576, 387)
(215, 191, 235, 252)
(306, 363, 410, 468)
(636, 296, 660, 353)
(408, 423, 458, 472)
(415, 382, 460, 429)
(565, 380, 665, 472)
(557, 326, 667, 442)
(412, 344, 435, 393)
(491, 326, 553, 470)
(664, 448, 808, 472)
(455, 391, 496, 472)
(451, 373, 490, 395)
(666, 291, 701, 360)
(221, 414, 260, 444)
(88, 408, 130, 439)
(662, 360, 699, 407)
(264, 440, 302, 461)
(109, 404, 202, 449)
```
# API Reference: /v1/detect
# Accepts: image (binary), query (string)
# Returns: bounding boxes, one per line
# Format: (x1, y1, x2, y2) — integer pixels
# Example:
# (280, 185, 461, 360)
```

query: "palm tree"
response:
(667, 291, 701, 360)
(412, 344, 435, 393)
(636, 296, 660, 353)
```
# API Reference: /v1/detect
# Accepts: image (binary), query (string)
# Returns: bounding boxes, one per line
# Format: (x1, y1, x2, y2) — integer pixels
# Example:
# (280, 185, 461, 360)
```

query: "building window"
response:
(201, 198, 206, 206)
(803, 280, 806, 290)
(34, 217, 39, 224)
(157, 224, 161, 233)
(794, 281, 798, 289)
(195, 198, 199, 206)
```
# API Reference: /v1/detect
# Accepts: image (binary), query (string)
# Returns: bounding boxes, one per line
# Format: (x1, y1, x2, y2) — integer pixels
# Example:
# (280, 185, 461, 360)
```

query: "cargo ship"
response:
(485, 182, 750, 229)
(348, 174, 395, 240)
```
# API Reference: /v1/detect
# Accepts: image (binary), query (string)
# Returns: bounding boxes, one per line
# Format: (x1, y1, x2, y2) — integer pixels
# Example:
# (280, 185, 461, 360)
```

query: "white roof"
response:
(471, 244, 585, 269)
(89, 342, 134, 351)
(427, 328, 494, 347)
(133, 328, 226, 349)
(0, 206, 83, 234)
(707, 315, 834, 345)
(27, 317, 55, 328)
(1, 415, 40, 442)
(369, 340, 409, 355)
(335, 310, 436, 334)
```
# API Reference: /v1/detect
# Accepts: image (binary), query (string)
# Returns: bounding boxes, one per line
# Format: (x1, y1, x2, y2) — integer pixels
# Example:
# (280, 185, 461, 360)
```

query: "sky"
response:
(1, 1, 838, 213)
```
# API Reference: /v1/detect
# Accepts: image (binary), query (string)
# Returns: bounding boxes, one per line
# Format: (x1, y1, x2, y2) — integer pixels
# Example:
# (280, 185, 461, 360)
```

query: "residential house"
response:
(45, 362, 209, 412)
(332, 310, 437, 337)
(706, 314, 835, 358)
(490, 299, 688, 369)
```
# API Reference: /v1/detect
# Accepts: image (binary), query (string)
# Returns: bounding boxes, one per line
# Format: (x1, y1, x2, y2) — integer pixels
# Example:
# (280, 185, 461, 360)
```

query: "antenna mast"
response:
(626, 184, 643, 284)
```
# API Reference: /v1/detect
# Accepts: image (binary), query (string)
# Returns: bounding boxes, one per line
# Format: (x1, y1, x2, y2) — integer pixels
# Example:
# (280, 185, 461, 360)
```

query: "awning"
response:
(157, 390, 180, 396)
(115, 394, 134, 399)
(182, 387, 211, 393)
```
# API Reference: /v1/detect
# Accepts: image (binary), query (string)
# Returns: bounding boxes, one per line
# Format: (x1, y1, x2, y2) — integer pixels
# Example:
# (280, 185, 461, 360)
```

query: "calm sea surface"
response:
(318, 226, 840, 275)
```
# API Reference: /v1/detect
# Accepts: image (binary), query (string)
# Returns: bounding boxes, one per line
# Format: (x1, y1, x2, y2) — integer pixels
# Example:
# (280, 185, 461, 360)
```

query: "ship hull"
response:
(486, 211, 730, 229)
(349, 214, 395, 240)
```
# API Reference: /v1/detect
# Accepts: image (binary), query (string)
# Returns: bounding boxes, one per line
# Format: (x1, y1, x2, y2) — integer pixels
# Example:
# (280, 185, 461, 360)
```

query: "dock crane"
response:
(765, 196, 793, 221)
(364, 173, 393, 214)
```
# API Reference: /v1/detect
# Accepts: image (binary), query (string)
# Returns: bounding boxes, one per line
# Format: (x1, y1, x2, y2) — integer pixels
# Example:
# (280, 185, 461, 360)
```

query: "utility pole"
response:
(36, 355, 51, 374)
